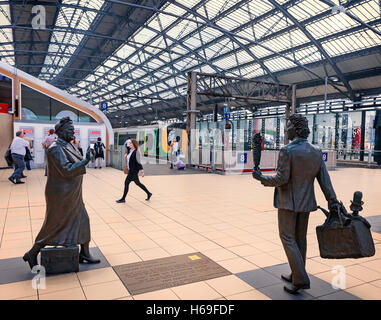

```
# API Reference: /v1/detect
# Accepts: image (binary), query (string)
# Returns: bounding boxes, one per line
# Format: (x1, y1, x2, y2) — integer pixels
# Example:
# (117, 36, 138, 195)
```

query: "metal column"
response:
(284, 84, 296, 145)
(360, 110, 366, 162)
(186, 71, 198, 167)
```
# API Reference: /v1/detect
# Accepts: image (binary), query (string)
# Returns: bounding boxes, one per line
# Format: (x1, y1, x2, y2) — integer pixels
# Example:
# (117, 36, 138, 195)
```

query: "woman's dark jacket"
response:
(127, 149, 143, 176)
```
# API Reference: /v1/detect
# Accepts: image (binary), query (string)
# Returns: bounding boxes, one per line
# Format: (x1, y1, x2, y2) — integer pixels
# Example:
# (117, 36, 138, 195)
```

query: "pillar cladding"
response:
(186, 71, 197, 166)
(374, 110, 381, 165)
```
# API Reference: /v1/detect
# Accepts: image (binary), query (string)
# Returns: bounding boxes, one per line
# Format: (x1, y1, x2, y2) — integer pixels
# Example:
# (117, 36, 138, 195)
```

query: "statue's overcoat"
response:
(35, 138, 90, 246)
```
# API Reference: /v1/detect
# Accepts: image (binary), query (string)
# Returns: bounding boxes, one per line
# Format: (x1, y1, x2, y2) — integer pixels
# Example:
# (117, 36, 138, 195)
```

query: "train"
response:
(113, 122, 188, 160)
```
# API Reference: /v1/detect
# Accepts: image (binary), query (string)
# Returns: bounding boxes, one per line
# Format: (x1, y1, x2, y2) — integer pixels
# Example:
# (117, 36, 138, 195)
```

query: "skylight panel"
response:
(163, 3, 187, 17)
(244, 0, 274, 18)
(248, 45, 272, 59)
(166, 20, 199, 40)
(104, 59, 119, 69)
(306, 12, 359, 39)
(200, 65, 217, 73)
(264, 56, 297, 72)
(0, 4, 14, 65)
(135, 27, 158, 43)
(288, 46, 321, 64)
(183, 35, 203, 49)
(39, 0, 105, 81)
(216, 7, 252, 31)
(213, 55, 239, 69)
(348, 0, 381, 21)
(287, 0, 329, 21)
(115, 45, 136, 59)
(196, 0, 236, 20)
(148, 13, 177, 31)
(255, 12, 290, 36)
(236, 50, 254, 65)
(322, 28, 381, 57)
(175, 0, 200, 10)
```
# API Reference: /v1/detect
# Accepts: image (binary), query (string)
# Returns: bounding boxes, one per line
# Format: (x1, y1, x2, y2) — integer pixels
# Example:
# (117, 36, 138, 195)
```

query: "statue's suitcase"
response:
(40, 246, 79, 274)
(316, 205, 375, 259)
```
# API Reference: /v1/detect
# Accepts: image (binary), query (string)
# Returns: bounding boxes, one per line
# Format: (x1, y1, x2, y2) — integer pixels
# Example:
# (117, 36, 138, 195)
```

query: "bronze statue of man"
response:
(23, 117, 100, 269)
(252, 114, 338, 294)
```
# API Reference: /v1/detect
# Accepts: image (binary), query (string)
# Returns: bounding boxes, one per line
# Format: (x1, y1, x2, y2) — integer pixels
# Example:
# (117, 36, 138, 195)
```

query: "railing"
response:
(109, 148, 123, 170)
(335, 148, 381, 164)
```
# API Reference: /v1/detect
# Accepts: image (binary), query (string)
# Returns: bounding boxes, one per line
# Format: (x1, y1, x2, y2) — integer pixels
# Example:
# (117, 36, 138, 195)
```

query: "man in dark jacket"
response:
(252, 114, 338, 294)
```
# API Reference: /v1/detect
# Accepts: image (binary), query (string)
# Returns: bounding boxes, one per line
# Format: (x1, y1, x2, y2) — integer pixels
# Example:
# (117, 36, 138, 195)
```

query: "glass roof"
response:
(0, 4, 14, 65)
(1, 0, 380, 115)
(39, 0, 105, 81)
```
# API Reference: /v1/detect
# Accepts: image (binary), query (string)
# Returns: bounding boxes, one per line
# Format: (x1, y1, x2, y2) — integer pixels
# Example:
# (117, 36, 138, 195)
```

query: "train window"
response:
(21, 85, 50, 121)
(78, 110, 96, 123)
(21, 84, 97, 122)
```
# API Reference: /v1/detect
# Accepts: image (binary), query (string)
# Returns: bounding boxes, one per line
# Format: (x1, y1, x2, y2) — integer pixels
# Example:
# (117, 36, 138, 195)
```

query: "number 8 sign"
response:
(322, 152, 328, 162)
(238, 153, 247, 164)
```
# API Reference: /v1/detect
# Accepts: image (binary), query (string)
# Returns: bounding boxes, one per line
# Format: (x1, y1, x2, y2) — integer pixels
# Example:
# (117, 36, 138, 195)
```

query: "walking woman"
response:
(116, 139, 152, 203)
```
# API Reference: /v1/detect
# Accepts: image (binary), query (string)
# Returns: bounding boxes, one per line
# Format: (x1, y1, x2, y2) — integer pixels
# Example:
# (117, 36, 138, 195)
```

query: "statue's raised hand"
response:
(85, 147, 91, 162)
(252, 168, 263, 181)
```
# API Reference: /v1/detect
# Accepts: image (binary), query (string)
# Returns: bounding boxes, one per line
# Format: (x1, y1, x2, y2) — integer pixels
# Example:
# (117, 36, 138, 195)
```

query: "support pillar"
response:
(284, 84, 296, 145)
(186, 71, 197, 167)
(360, 110, 366, 162)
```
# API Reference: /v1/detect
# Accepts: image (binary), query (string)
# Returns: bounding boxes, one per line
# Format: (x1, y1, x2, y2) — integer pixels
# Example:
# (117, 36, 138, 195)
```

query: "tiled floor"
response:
(0, 167, 381, 300)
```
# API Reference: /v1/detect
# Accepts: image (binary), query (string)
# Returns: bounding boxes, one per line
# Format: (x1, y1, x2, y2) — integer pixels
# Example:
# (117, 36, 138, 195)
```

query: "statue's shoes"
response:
(79, 254, 100, 264)
(281, 273, 292, 283)
(23, 251, 38, 270)
(146, 193, 152, 201)
(116, 199, 125, 203)
(283, 283, 310, 294)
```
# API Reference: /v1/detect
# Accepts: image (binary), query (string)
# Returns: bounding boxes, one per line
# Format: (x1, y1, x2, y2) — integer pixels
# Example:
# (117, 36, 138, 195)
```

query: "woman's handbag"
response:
(124, 167, 129, 175)
(316, 202, 375, 259)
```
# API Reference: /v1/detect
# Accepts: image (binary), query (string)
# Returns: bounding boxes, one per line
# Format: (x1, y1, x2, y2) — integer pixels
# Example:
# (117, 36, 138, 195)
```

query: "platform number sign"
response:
(100, 102, 108, 111)
(322, 152, 328, 162)
(238, 152, 247, 164)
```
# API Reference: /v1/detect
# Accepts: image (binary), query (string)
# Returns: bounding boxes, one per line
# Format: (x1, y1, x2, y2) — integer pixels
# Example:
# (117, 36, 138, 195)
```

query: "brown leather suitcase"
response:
(316, 204, 375, 259)
(40, 246, 79, 274)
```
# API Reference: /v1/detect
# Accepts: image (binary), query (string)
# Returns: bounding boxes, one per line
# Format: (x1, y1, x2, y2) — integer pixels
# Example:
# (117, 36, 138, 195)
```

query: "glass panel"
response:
(21, 84, 97, 122)
(365, 111, 376, 156)
(51, 98, 78, 122)
(264, 117, 277, 150)
(315, 113, 336, 149)
(21, 85, 50, 121)
(337, 112, 363, 160)
(79, 110, 96, 123)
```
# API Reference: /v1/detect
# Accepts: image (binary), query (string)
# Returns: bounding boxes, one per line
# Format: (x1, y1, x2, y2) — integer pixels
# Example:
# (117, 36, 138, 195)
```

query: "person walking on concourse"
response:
(8, 131, 30, 184)
(117, 139, 152, 203)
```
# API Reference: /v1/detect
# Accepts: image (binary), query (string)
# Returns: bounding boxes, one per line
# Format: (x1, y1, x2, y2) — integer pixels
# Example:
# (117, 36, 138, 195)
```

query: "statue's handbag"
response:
(316, 205, 375, 259)
(40, 245, 79, 274)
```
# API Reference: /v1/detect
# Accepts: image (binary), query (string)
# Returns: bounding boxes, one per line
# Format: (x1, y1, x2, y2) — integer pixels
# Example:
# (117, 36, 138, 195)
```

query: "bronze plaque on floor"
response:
(113, 252, 231, 295)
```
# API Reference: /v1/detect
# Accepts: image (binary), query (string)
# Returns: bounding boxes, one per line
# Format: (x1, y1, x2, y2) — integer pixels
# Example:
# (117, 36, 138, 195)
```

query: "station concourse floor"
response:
(1, 166, 381, 300)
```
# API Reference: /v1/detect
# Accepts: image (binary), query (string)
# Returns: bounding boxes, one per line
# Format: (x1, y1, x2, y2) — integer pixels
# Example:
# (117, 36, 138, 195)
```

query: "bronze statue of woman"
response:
(23, 117, 100, 269)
